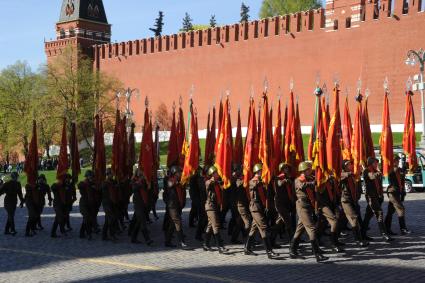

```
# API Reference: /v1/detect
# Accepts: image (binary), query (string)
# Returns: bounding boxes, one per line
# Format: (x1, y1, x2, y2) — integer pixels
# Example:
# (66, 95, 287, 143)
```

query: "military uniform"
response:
(0, 179, 24, 235)
(362, 167, 391, 241)
(36, 182, 52, 229)
(101, 178, 119, 240)
(130, 176, 152, 244)
(51, 182, 68, 237)
(163, 177, 186, 247)
(230, 175, 251, 243)
(24, 184, 40, 236)
(78, 179, 96, 239)
(189, 173, 201, 227)
(384, 167, 409, 234)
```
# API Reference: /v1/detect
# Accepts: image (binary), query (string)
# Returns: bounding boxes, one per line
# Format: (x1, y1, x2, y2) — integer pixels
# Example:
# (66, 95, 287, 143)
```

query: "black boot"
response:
(37, 217, 44, 230)
(353, 227, 369, 247)
(203, 231, 213, 251)
(4, 221, 10, 235)
(289, 237, 301, 258)
(331, 232, 344, 253)
(10, 220, 17, 236)
(361, 226, 374, 241)
(399, 217, 411, 235)
(25, 221, 33, 237)
(214, 233, 229, 254)
(177, 230, 188, 249)
(378, 221, 393, 242)
(142, 229, 153, 246)
(263, 237, 279, 259)
(384, 214, 397, 235)
(51, 220, 59, 238)
(270, 231, 281, 249)
(80, 223, 86, 239)
(311, 240, 329, 263)
(244, 236, 257, 256)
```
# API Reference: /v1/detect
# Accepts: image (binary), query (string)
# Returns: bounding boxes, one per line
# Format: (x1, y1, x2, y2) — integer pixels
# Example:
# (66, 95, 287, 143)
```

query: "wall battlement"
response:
(93, 0, 423, 62)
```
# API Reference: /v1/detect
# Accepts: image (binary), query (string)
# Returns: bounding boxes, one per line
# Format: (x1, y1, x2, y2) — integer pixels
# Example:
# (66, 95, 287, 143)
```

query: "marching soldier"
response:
(384, 155, 410, 235)
(78, 170, 96, 239)
(290, 161, 328, 262)
(245, 163, 279, 259)
(64, 176, 77, 232)
(362, 157, 392, 241)
(189, 170, 202, 228)
(230, 165, 251, 244)
(270, 163, 296, 245)
(0, 172, 24, 235)
(35, 174, 52, 230)
(163, 166, 187, 248)
(340, 160, 369, 247)
(101, 168, 119, 241)
(203, 166, 229, 253)
(51, 174, 73, 238)
(130, 169, 153, 245)
(24, 181, 40, 237)
(316, 174, 344, 252)
(195, 168, 208, 241)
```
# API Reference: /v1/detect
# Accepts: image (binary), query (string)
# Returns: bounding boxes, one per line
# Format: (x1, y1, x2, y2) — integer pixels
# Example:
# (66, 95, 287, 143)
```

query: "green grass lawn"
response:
(13, 132, 420, 187)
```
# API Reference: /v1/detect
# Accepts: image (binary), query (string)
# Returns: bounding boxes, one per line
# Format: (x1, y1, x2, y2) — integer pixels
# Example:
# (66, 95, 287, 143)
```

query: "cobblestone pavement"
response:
(1, 191, 425, 283)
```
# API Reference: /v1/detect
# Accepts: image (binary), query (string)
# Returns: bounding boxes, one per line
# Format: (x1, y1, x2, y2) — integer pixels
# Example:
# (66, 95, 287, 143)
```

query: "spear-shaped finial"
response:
(289, 78, 294, 91)
(406, 76, 413, 92)
(263, 76, 269, 93)
(145, 96, 149, 108)
(356, 77, 362, 95)
(179, 95, 183, 106)
(383, 76, 389, 93)
(250, 85, 254, 100)
(278, 86, 282, 100)
(365, 88, 370, 98)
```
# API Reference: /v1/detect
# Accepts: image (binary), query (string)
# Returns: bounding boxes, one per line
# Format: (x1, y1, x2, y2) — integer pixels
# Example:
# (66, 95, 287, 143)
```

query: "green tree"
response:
(259, 0, 322, 18)
(240, 2, 250, 23)
(210, 15, 217, 28)
(181, 12, 194, 32)
(149, 11, 165, 37)
(0, 61, 41, 156)
(44, 45, 121, 152)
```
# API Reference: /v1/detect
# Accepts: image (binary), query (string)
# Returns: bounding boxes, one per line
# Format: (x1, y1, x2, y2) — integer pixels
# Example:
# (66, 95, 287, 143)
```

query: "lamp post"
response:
(116, 87, 140, 132)
(405, 49, 425, 147)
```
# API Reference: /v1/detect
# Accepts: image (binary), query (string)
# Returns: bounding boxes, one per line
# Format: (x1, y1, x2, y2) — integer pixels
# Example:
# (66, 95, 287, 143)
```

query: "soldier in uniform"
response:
(0, 172, 24, 235)
(340, 160, 369, 247)
(101, 168, 119, 241)
(35, 174, 52, 230)
(195, 168, 208, 241)
(270, 163, 296, 246)
(78, 170, 96, 239)
(24, 181, 40, 237)
(245, 164, 279, 259)
(130, 169, 153, 245)
(230, 165, 251, 244)
(64, 175, 77, 232)
(384, 155, 410, 235)
(290, 161, 328, 262)
(362, 157, 392, 241)
(316, 174, 344, 252)
(51, 174, 72, 238)
(189, 170, 201, 227)
(163, 166, 187, 248)
(203, 166, 229, 253)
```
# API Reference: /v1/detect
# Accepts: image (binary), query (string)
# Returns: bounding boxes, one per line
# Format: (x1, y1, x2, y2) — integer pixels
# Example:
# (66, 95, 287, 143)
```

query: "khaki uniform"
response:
(163, 180, 185, 244)
(0, 180, 24, 234)
(272, 175, 295, 237)
(362, 168, 385, 231)
(248, 179, 268, 238)
(340, 172, 361, 229)
(293, 176, 317, 241)
(235, 179, 251, 232)
(385, 168, 406, 230)
(316, 179, 338, 234)
(205, 178, 222, 235)
(131, 177, 151, 243)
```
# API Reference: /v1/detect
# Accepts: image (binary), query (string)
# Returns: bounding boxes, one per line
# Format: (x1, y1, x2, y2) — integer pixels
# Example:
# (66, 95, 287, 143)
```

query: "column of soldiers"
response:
(0, 154, 411, 263)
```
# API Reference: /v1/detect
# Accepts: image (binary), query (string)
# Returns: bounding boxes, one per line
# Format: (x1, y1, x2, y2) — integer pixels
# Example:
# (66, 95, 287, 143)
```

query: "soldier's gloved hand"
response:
(236, 179, 243, 187)
(277, 180, 284, 186)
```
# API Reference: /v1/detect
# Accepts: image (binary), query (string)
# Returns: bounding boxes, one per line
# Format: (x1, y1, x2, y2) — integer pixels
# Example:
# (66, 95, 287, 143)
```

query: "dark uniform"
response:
(340, 171, 368, 246)
(101, 178, 119, 241)
(189, 173, 201, 227)
(230, 174, 251, 243)
(64, 181, 77, 231)
(271, 173, 296, 243)
(130, 176, 153, 244)
(78, 179, 96, 239)
(362, 165, 392, 241)
(51, 181, 69, 237)
(163, 176, 186, 247)
(384, 166, 409, 234)
(195, 172, 208, 241)
(0, 179, 24, 235)
(203, 177, 227, 252)
(36, 181, 52, 229)
(24, 184, 40, 236)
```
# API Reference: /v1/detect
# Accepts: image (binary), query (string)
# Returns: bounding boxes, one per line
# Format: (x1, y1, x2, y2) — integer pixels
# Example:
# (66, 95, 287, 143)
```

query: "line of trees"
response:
(149, 1, 322, 36)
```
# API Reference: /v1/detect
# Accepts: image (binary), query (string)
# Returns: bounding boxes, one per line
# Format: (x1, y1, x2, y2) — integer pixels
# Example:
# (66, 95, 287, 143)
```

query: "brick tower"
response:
(45, 0, 111, 62)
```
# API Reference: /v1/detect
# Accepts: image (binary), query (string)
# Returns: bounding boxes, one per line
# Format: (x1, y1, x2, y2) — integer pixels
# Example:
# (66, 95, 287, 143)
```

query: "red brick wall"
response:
(93, 0, 425, 130)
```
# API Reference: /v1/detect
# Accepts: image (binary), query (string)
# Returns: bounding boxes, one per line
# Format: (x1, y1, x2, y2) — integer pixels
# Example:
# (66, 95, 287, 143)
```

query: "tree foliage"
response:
(240, 2, 250, 23)
(259, 0, 322, 18)
(210, 15, 217, 28)
(149, 11, 165, 37)
(181, 12, 194, 32)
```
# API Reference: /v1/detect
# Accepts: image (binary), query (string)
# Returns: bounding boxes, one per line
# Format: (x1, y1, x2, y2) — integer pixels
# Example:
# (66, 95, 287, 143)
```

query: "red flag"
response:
(139, 104, 154, 186)
(94, 116, 106, 186)
(351, 95, 365, 179)
(363, 97, 375, 159)
(379, 91, 393, 177)
(326, 87, 342, 179)
(70, 122, 81, 183)
(312, 93, 327, 186)
(208, 107, 217, 166)
(177, 104, 185, 167)
(119, 117, 128, 180)
(259, 93, 272, 184)
(128, 123, 136, 175)
(403, 91, 417, 172)
(215, 99, 224, 156)
(272, 99, 282, 175)
(243, 99, 258, 187)
(284, 92, 295, 164)
(56, 118, 69, 181)
(294, 101, 305, 163)
(204, 110, 211, 166)
(342, 96, 353, 160)
(215, 97, 233, 188)
(167, 107, 179, 168)
(25, 120, 38, 187)
(257, 106, 262, 143)
(233, 108, 243, 166)
(281, 102, 288, 162)
(321, 96, 330, 138)
(182, 100, 200, 185)
(111, 110, 121, 177)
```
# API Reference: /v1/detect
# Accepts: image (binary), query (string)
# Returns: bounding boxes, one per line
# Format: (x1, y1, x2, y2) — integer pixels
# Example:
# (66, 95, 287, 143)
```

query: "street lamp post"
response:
(116, 87, 140, 132)
(405, 49, 425, 147)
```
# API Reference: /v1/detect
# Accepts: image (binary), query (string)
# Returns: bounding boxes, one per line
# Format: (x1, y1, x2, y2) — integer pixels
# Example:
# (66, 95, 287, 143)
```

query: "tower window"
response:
(60, 29, 66, 39)
(69, 28, 76, 37)
(346, 17, 351, 28)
